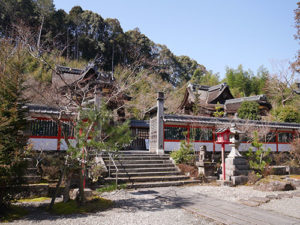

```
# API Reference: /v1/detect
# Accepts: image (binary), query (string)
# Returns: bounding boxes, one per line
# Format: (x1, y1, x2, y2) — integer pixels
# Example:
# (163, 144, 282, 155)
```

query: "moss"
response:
(0, 205, 28, 222)
(50, 197, 113, 215)
(96, 183, 127, 193)
(256, 175, 286, 184)
(18, 197, 51, 203)
(290, 175, 300, 179)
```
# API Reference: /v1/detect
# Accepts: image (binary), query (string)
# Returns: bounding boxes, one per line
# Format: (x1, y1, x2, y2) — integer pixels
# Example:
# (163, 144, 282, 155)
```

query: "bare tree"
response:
(265, 60, 299, 107)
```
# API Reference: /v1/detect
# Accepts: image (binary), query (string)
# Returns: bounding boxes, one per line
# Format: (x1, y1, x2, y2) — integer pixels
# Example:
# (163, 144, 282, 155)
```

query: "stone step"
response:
(110, 171, 181, 177)
(108, 167, 178, 173)
(126, 180, 200, 188)
(116, 151, 155, 155)
(24, 168, 39, 175)
(105, 175, 189, 183)
(102, 156, 170, 160)
(23, 175, 41, 184)
(105, 163, 175, 169)
(104, 160, 172, 165)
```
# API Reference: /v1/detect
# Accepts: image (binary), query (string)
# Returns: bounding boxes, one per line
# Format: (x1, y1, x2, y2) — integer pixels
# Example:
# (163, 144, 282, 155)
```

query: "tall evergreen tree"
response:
(0, 41, 29, 211)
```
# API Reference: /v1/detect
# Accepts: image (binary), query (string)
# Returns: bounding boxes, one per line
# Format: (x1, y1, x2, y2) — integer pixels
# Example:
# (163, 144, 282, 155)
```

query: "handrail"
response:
(108, 152, 119, 187)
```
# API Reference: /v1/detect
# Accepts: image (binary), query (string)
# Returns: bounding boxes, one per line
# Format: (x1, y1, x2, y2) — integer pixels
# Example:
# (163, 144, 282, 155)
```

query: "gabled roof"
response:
(224, 94, 272, 113)
(179, 82, 234, 110)
(53, 65, 113, 89)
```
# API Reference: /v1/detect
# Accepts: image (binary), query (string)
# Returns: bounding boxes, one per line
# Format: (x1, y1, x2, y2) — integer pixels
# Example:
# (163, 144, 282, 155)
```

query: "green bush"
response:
(246, 132, 271, 176)
(271, 106, 300, 123)
(237, 101, 260, 120)
(170, 141, 195, 164)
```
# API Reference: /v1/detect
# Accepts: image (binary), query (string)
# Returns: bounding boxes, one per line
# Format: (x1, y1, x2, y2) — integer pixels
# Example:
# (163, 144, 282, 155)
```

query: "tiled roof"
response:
(163, 114, 300, 129)
(224, 95, 268, 104)
(130, 120, 149, 128)
(25, 104, 60, 115)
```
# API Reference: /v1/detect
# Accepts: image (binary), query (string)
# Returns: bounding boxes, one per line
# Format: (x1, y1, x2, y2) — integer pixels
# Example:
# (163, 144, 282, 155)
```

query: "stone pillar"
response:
(157, 92, 164, 155)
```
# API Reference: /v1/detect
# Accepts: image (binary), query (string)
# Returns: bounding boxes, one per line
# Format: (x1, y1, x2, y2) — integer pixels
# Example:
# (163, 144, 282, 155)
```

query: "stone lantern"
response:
(225, 124, 250, 185)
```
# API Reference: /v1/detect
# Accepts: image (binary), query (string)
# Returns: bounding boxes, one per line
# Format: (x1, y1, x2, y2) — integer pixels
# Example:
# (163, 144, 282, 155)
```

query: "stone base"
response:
(230, 175, 248, 185)
(69, 188, 93, 200)
(225, 156, 250, 182)
(217, 180, 233, 186)
(197, 162, 216, 177)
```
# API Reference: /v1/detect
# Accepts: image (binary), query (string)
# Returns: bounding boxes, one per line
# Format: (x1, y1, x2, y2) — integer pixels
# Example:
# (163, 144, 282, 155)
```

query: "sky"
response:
(53, 0, 299, 78)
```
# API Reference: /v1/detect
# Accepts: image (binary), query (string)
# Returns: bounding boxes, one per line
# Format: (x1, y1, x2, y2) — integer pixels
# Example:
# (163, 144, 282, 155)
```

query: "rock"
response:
(254, 181, 296, 192)
(265, 195, 278, 200)
(239, 199, 260, 207)
(69, 188, 93, 200)
(277, 193, 293, 199)
(217, 180, 233, 186)
(293, 192, 300, 197)
(69, 188, 79, 200)
(269, 166, 287, 175)
(248, 197, 270, 204)
(289, 167, 300, 175)
(287, 179, 300, 187)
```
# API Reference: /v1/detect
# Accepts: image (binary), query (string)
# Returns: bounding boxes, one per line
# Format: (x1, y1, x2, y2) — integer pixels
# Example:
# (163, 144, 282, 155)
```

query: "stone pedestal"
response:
(197, 161, 216, 177)
(225, 156, 250, 185)
(196, 146, 217, 181)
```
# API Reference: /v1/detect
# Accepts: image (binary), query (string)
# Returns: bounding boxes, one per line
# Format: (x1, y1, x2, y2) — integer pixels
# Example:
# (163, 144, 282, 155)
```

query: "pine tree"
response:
(0, 42, 29, 210)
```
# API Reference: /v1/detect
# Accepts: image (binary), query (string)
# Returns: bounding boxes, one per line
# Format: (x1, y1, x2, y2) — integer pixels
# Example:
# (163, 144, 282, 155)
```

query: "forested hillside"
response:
(0, 0, 299, 121)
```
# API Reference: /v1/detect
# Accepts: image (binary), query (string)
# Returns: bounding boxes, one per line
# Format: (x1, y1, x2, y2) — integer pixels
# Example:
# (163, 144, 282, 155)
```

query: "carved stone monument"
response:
(196, 145, 216, 179)
(225, 124, 250, 185)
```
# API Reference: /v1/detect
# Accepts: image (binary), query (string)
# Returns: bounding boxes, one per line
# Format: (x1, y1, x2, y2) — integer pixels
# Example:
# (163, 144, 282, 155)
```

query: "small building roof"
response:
(130, 120, 149, 128)
(179, 82, 234, 110)
(25, 104, 60, 115)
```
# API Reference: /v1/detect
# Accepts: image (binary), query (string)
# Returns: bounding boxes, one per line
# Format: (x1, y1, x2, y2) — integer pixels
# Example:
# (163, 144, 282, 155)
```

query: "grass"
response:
(0, 205, 28, 222)
(18, 197, 51, 203)
(50, 196, 113, 215)
(96, 183, 127, 193)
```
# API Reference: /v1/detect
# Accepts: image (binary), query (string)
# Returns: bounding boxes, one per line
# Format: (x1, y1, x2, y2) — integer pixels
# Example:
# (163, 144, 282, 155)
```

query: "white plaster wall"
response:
(164, 142, 181, 151)
(278, 144, 291, 152)
(239, 143, 252, 152)
(60, 139, 77, 150)
(215, 144, 232, 152)
(29, 138, 58, 151)
(192, 142, 214, 152)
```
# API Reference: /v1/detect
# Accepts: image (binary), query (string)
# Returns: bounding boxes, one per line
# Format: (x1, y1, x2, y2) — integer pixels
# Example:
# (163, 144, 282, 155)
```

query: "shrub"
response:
(246, 131, 271, 176)
(170, 141, 195, 165)
(238, 101, 261, 120)
(291, 138, 300, 166)
(271, 106, 300, 123)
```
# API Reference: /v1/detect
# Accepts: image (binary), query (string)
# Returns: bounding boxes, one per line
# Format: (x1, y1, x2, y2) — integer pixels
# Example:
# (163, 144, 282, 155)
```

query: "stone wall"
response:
(149, 116, 157, 153)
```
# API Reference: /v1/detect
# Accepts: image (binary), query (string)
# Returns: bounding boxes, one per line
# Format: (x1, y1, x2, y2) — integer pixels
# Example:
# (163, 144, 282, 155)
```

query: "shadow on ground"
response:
(12, 188, 203, 222)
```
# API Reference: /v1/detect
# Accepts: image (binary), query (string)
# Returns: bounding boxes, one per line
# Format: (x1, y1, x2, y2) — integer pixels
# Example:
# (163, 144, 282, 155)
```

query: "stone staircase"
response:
(103, 151, 200, 188)
(23, 158, 41, 184)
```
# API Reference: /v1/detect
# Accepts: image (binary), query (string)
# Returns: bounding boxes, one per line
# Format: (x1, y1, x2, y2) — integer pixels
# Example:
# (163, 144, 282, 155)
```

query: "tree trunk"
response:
(37, 15, 44, 52)
(63, 171, 73, 203)
(49, 165, 66, 210)
(78, 165, 85, 205)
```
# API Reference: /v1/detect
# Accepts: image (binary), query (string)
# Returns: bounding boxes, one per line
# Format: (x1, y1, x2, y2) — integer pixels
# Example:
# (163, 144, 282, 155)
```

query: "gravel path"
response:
(8, 184, 300, 224)
(9, 188, 218, 225)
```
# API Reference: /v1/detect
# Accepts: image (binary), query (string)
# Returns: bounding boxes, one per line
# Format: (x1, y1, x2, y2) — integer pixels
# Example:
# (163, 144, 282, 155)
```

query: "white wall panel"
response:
(278, 144, 291, 152)
(29, 138, 58, 151)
